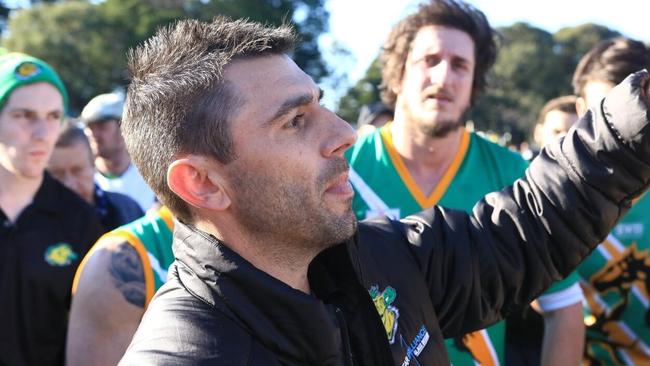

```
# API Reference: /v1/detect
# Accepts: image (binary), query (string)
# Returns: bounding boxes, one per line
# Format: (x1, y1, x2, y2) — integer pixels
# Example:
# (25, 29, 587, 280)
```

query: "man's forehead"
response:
(545, 110, 576, 127)
(5, 82, 63, 111)
(584, 80, 614, 107)
(51, 142, 93, 165)
(225, 54, 312, 87)
(225, 55, 318, 114)
(410, 25, 475, 57)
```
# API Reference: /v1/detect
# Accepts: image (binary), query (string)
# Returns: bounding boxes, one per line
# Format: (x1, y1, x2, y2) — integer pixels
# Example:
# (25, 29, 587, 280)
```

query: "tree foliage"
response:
(336, 57, 382, 124)
(336, 22, 621, 142)
(469, 22, 566, 141)
(552, 23, 620, 90)
(4, 1, 111, 110)
(471, 22, 619, 142)
(2, 0, 331, 113)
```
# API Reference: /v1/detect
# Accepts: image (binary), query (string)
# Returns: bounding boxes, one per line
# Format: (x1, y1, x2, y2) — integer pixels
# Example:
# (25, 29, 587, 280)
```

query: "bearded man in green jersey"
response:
(347, 1, 583, 365)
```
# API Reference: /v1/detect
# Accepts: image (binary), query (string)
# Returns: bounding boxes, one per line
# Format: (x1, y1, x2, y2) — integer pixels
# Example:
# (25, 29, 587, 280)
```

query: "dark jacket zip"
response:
(334, 306, 354, 366)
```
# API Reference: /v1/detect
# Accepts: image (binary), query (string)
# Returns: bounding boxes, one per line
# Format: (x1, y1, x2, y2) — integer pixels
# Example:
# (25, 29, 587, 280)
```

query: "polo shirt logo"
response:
(44, 243, 78, 266)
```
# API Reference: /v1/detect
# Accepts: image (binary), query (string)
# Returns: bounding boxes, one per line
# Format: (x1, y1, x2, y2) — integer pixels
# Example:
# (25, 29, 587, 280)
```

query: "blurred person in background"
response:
(0, 53, 102, 366)
(572, 36, 650, 365)
(66, 205, 174, 366)
(48, 123, 143, 231)
(81, 92, 156, 211)
(534, 95, 579, 149)
(346, 1, 584, 365)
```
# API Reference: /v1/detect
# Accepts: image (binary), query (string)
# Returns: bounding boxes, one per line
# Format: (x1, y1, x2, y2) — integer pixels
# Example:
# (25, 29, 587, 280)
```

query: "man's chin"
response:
(343, 212, 358, 240)
(419, 118, 463, 138)
(322, 210, 357, 247)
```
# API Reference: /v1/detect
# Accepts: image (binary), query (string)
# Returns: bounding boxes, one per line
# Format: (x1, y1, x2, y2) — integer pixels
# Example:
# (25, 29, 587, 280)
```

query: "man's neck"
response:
(95, 152, 131, 177)
(0, 168, 43, 222)
(195, 219, 314, 293)
(390, 118, 464, 197)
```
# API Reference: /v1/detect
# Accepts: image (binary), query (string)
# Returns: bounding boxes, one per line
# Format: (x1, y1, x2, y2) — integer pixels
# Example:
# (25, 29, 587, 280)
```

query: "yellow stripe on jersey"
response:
(464, 329, 499, 366)
(158, 206, 174, 230)
(71, 229, 156, 308)
(380, 124, 470, 209)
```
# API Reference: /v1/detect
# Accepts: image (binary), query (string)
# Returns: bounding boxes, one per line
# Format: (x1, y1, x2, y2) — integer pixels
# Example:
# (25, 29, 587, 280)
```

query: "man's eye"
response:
(48, 112, 62, 121)
(452, 61, 469, 71)
(424, 55, 441, 67)
(10, 111, 27, 119)
(285, 114, 305, 129)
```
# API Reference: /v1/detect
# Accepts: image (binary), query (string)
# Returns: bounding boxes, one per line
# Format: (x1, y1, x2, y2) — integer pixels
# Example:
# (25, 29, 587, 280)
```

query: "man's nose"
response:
(321, 112, 356, 158)
(31, 117, 51, 140)
(62, 172, 78, 191)
(428, 60, 453, 86)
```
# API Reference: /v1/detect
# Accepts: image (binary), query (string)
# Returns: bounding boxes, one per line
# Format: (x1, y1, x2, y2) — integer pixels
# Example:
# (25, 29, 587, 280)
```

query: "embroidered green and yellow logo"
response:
(15, 62, 40, 80)
(44, 243, 78, 266)
(369, 285, 399, 344)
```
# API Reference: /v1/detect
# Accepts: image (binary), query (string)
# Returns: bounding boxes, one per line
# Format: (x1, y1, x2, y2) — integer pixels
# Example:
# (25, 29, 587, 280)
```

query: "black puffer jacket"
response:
(120, 72, 650, 366)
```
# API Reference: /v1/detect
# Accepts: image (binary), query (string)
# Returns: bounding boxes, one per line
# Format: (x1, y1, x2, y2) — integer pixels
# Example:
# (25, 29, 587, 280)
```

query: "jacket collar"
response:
(172, 221, 348, 365)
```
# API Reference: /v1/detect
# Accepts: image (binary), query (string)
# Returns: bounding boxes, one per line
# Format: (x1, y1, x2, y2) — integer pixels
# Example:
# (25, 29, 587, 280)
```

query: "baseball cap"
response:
(80, 92, 124, 124)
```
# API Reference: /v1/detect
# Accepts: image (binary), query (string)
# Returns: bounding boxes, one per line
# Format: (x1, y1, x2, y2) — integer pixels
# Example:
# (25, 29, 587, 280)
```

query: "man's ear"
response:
(167, 156, 231, 212)
(575, 97, 588, 117)
(533, 123, 543, 147)
(391, 79, 402, 95)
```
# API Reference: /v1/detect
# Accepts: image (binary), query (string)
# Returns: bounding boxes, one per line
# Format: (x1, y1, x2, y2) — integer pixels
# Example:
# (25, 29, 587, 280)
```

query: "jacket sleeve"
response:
(399, 71, 650, 338)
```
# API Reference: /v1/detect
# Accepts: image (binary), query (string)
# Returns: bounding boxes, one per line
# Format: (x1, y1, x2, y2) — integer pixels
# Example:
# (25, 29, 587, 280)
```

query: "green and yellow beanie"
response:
(0, 52, 68, 112)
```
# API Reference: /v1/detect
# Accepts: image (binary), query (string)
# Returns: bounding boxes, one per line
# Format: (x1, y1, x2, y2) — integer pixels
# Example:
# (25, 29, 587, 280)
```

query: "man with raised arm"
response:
(119, 16, 650, 366)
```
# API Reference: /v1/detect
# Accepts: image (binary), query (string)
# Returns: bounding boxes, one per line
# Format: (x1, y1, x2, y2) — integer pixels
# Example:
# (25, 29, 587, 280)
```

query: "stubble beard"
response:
(420, 117, 464, 138)
(403, 98, 467, 138)
(228, 157, 357, 263)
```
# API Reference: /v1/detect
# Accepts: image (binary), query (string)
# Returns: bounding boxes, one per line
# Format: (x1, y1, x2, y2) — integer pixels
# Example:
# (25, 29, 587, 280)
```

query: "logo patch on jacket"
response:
(369, 285, 399, 344)
(44, 243, 78, 266)
(400, 325, 430, 366)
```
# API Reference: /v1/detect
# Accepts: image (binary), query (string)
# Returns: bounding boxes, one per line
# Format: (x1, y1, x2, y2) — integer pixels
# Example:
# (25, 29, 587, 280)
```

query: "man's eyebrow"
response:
(265, 88, 324, 126)
(451, 54, 472, 65)
(6, 107, 31, 113)
(6, 107, 61, 114)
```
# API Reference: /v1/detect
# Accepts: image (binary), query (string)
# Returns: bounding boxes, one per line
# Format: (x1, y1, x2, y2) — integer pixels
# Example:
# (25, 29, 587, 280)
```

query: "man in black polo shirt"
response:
(0, 53, 103, 366)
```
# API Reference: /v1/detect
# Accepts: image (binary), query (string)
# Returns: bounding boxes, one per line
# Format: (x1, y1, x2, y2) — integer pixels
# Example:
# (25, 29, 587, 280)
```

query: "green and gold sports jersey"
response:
(73, 206, 175, 308)
(578, 198, 650, 365)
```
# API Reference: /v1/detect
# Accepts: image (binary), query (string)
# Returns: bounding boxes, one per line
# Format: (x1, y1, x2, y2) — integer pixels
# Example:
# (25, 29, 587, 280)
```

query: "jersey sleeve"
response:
(536, 273, 583, 312)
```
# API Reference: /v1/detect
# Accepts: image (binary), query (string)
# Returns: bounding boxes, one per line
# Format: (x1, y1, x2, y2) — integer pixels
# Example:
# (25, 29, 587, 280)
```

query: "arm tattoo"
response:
(109, 243, 146, 308)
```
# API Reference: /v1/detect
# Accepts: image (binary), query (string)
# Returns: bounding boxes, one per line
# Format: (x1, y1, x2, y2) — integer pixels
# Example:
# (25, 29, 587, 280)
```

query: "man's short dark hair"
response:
(123, 17, 296, 222)
(537, 95, 578, 126)
(56, 122, 94, 163)
(572, 37, 650, 97)
(380, 0, 497, 107)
